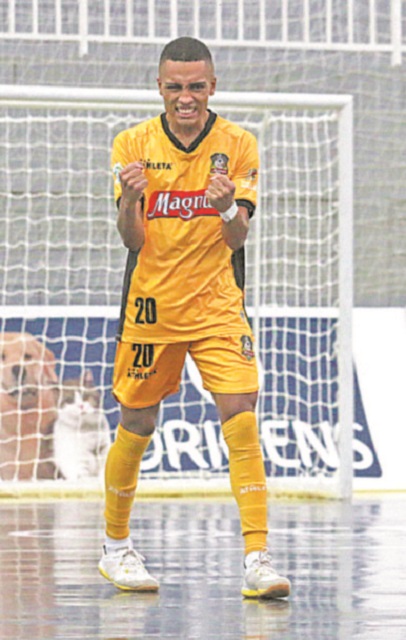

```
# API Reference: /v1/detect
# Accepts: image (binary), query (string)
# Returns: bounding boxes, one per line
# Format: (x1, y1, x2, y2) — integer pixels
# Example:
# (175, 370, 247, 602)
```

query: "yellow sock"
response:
(222, 411, 268, 554)
(104, 424, 151, 540)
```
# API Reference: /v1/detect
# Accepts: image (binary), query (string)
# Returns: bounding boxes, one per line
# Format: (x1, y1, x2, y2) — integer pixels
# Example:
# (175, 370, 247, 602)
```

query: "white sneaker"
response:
(242, 550, 291, 599)
(98, 546, 159, 592)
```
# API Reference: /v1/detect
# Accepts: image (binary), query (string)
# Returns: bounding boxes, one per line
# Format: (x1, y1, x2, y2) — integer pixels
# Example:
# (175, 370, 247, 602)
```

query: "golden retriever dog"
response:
(0, 332, 59, 480)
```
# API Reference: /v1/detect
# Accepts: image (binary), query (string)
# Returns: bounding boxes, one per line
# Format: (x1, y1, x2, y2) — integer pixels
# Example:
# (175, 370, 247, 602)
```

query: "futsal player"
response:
(98, 36, 291, 600)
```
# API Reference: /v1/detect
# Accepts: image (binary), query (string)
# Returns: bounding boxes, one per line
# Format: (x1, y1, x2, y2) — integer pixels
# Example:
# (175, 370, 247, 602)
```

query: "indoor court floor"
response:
(0, 494, 405, 640)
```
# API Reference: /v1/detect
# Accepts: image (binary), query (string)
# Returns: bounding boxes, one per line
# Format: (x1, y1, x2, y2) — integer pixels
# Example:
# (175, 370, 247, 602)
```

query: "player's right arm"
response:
(116, 162, 148, 252)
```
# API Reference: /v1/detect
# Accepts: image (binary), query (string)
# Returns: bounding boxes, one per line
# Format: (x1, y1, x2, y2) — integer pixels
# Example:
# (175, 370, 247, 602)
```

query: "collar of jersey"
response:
(160, 110, 217, 153)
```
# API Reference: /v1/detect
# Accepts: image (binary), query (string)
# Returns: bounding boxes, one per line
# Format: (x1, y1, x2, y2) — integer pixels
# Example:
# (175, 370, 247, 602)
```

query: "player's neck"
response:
(165, 111, 210, 148)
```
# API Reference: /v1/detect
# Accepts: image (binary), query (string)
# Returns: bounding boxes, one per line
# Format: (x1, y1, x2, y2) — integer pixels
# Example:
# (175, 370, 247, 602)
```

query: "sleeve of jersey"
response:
(111, 130, 138, 205)
(233, 131, 259, 218)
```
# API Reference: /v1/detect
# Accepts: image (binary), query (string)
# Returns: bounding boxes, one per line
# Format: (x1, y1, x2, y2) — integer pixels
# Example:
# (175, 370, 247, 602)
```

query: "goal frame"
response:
(0, 85, 353, 499)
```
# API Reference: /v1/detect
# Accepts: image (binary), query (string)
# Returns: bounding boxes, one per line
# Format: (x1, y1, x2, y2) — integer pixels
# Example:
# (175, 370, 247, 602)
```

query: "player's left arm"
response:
(206, 129, 259, 250)
(205, 174, 249, 251)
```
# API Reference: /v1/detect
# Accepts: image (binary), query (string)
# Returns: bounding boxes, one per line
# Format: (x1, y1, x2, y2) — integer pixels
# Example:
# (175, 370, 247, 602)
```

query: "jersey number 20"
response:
(135, 297, 157, 324)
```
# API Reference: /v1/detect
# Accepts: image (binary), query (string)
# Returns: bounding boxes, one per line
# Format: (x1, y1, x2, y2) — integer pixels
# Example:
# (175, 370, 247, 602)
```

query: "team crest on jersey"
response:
(210, 153, 229, 175)
(240, 335, 255, 361)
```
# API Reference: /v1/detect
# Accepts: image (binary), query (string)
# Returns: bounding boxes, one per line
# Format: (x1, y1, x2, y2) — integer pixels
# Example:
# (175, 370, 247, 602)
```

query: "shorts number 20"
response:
(132, 343, 154, 368)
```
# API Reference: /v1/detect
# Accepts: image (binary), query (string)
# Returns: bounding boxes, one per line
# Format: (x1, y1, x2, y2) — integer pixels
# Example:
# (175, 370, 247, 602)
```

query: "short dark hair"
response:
(159, 36, 213, 68)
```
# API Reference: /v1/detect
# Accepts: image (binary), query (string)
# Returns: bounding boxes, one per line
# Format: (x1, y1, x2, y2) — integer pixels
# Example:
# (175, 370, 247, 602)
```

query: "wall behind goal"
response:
(0, 6, 405, 306)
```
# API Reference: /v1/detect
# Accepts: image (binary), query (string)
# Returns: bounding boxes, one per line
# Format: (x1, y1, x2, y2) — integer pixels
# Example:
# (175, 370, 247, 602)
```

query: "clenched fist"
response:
(205, 174, 236, 213)
(120, 162, 148, 204)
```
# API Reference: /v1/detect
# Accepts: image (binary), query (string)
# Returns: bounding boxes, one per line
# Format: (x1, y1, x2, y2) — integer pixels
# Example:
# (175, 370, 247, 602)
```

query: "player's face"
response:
(158, 60, 216, 135)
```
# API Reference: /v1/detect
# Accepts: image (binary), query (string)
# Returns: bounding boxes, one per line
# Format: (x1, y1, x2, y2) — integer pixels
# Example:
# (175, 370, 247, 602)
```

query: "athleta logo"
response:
(147, 190, 219, 220)
(107, 485, 136, 498)
(240, 483, 266, 495)
(141, 158, 173, 170)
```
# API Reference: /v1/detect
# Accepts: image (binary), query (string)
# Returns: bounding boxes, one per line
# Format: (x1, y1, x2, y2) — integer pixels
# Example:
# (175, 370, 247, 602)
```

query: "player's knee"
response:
(120, 404, 159, 437)
(214, 392, 258, 424)
(221, 410, 261, 451)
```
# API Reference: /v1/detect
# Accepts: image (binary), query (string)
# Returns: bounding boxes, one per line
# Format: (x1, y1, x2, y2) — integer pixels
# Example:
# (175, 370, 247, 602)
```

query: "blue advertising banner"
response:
(0, 315, 381, 480)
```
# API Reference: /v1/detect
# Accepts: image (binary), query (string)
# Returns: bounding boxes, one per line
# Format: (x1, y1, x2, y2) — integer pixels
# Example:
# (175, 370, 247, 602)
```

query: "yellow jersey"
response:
(111, 111, 259, 344)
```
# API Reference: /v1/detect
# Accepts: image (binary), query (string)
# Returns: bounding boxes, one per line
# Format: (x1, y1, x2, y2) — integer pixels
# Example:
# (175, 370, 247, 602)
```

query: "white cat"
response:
(53, 371, 111, 481)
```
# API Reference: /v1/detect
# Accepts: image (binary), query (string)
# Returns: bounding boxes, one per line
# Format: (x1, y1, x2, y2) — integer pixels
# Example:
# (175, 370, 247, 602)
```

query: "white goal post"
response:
(0, 85, 353, 498)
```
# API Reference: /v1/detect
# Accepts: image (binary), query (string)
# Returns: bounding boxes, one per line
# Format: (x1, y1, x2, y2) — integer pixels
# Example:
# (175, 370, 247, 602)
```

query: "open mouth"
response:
(175, 106, 196, 117)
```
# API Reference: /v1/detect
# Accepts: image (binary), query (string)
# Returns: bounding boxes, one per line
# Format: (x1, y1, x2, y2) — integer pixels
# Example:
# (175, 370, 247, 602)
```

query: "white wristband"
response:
(219, 201, 238, 223)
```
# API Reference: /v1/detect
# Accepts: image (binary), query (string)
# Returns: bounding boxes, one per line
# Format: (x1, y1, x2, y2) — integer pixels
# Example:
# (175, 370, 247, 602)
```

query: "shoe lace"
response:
(254, 551, 277, 575)
(119, 548, 146, 569)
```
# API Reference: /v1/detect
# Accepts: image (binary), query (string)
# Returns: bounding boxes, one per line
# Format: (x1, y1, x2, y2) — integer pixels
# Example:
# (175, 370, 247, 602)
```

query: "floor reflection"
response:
(0, 496, 405, 639)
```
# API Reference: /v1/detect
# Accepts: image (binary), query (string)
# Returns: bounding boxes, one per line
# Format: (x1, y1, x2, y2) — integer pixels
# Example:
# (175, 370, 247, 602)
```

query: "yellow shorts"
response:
(112, 333, 259, 409)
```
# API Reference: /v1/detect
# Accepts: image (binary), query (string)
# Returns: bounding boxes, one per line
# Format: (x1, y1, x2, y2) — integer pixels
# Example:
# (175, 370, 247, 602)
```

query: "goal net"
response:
(0, 86, 353, 498)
